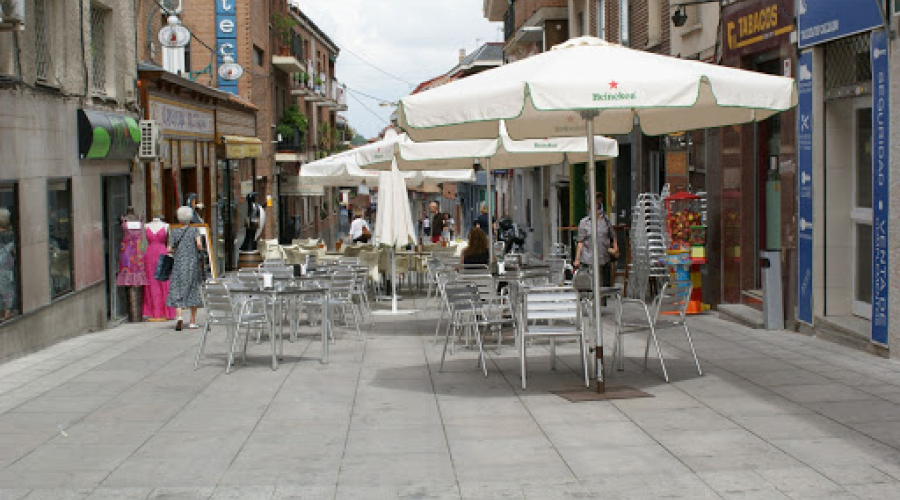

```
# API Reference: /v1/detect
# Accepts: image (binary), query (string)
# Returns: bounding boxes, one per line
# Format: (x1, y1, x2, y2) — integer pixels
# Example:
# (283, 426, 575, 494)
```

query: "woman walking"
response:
(166, 206, 204, 330)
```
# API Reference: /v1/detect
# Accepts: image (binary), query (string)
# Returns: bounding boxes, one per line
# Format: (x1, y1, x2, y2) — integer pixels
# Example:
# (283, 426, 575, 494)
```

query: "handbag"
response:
(573, 267, 593, 291)
(154, 254, 174, 281)
(153, 228, 188, 281)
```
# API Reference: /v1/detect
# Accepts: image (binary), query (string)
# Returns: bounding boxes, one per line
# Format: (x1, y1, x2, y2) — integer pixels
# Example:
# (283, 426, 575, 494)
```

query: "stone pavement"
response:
(1, 293, 900, 500)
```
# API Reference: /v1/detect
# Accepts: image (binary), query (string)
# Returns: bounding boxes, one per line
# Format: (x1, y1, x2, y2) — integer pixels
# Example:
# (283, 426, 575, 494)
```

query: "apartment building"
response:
(0, 0, 142, 359)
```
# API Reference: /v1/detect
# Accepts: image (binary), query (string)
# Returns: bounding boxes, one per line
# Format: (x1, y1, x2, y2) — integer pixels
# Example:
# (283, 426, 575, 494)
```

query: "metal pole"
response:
(582, 110, 605, 393)
(485, 158, 494, 267)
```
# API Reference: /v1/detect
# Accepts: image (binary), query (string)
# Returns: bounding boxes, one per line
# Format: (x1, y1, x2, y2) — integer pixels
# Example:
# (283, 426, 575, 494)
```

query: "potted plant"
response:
(276, 105, 308, 144)
(271, 12, 296, 55)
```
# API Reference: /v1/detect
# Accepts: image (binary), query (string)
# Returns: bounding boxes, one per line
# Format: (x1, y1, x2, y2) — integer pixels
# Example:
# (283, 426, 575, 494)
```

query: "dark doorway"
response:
(102, 175, 130, 320)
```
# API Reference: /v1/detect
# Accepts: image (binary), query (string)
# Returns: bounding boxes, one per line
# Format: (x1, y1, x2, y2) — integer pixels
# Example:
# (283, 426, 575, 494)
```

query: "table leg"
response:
(321, 294, 329, 364)
(270, 299, 278, 371)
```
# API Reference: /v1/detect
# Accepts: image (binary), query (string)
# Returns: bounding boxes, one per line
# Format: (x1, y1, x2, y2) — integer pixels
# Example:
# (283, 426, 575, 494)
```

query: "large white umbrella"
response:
(356, 121, 619, 264)
(299, 150, 380, 186)
(373, 162, 418, 314)
(397, 37, 798, 390)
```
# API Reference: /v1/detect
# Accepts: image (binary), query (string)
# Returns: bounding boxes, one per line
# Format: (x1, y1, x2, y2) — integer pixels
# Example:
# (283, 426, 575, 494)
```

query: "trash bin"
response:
(760, 250, 783, 330)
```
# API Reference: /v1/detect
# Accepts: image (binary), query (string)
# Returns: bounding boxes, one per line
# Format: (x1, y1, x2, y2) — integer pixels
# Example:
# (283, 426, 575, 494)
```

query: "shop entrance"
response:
(102, 175, 130, 320)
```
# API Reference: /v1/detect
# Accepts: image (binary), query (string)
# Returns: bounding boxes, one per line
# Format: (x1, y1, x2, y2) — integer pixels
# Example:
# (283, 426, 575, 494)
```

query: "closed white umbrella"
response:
(373, 161, 418, 314)
(397, 37, 797, 391)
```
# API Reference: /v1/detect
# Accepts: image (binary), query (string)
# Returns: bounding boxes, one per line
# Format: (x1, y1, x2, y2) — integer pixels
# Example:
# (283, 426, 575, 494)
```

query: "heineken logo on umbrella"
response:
(592, 80, 635, 101)
(533, 141, 559, 149)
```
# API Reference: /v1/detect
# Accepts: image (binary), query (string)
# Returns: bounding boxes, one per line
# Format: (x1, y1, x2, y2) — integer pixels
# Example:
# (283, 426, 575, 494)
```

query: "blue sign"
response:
(215, 0, 238, 95)
(871, 30, 889, 345)
(797, 50, 814, 325)
(797, 0, 883, 48)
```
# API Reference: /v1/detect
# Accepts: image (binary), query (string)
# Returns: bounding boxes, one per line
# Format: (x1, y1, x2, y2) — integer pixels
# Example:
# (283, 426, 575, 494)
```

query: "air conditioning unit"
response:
(159, 0, 182, 14)
(139, 120, 160, 160)
(0, 0, 25, 31)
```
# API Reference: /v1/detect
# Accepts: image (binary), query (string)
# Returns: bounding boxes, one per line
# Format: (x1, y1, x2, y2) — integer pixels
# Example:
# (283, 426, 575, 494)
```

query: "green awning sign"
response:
(77, 109, 140, 161)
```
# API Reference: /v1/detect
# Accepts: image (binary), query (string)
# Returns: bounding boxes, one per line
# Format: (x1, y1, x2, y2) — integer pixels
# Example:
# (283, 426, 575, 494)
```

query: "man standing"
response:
(429, 202, 445, 244)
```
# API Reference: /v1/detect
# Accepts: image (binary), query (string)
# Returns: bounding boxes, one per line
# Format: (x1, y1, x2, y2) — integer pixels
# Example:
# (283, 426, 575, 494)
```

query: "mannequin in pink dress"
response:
(143, 217, 176, 320)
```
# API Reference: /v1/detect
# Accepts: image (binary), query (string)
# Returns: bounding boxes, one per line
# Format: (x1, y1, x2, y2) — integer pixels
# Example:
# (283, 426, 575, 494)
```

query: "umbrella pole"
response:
(392, 246, 398, 313)
(485, 158, 494, 268)
(582, 110, 605, 393)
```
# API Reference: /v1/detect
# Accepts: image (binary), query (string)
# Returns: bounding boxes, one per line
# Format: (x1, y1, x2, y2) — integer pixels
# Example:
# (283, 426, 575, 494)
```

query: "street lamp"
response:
(670, 0, 727, 28)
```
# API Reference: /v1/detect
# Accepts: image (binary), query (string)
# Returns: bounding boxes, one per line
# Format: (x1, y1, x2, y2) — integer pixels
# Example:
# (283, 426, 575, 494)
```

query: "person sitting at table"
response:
(460, 227, 490, 265)
(349, 210, 371, 244)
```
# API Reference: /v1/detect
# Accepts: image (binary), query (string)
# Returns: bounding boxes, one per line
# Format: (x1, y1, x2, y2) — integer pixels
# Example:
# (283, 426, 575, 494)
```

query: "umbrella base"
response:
(371, 309, 417, 316)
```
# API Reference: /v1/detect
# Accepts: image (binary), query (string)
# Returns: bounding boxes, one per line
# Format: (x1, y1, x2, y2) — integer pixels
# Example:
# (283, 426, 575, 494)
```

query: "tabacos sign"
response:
(723, 0, 793, 58)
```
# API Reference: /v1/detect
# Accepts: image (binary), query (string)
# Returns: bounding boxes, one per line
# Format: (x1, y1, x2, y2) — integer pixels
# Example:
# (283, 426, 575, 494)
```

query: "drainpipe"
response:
(568, 0, 576, 39)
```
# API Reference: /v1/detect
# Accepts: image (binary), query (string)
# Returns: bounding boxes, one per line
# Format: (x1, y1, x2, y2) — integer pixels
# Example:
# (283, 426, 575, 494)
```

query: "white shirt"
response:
(349, 218, 370, 239)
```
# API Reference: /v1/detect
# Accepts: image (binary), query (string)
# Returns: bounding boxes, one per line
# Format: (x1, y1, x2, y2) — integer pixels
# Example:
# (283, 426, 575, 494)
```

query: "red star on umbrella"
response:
(609, 81, 618, 89)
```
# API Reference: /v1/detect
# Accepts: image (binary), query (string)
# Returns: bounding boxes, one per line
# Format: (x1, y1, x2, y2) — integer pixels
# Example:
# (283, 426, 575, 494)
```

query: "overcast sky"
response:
(293, 0, 502, 140)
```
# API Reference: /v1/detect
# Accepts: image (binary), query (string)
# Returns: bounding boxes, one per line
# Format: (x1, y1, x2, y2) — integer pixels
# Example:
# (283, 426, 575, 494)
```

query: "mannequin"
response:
(117, 206, 147, 322)
(143, 215, 176, 321)
(239, 192, 265, 252)
(185, 193, 204, 224)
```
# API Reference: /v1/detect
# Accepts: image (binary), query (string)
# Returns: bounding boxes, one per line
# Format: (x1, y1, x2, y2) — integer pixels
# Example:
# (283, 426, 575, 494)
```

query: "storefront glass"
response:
(0, 182, 20, 322)
(48, 179, 74, 298)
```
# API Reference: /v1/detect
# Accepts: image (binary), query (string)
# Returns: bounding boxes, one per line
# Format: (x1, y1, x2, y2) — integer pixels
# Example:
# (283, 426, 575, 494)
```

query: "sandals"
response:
(188, 323, 200, 329)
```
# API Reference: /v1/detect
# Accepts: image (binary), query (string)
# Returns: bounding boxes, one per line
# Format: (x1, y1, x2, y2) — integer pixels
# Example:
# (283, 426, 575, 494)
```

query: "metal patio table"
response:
(226, 284, 332, 369)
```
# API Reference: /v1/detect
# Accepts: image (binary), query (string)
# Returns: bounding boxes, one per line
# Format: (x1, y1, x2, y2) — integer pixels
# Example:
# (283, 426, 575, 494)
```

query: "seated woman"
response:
(460, 226, 490, 265)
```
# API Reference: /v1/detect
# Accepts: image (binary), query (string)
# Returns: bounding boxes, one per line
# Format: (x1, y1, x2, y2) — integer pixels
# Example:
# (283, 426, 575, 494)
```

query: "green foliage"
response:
(277, 105, 307, 141)
(271, 12, 296, 48)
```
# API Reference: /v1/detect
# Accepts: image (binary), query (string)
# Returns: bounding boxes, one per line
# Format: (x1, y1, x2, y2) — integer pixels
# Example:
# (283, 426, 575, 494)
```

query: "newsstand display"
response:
(663, 191, 707, 314)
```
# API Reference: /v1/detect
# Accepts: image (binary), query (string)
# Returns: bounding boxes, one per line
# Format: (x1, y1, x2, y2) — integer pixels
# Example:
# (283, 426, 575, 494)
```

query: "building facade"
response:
(796, 0, 893, 356)
(0, 0, 141, 360)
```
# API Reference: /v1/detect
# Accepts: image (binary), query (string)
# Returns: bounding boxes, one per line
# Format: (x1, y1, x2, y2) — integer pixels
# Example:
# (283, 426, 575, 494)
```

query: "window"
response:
(596, 0, 606, 40)
(34, 0, 52, 81)
(90, 4, 110, 93)
(577, 12, 585, 37)
(0, 183, 20, 322)
(618, 0, 630, 47)
(254, 45, 264, 67)
(647, 0, 661, 46)
(852, 106, 873, 318)
(48, 179, 74, 299)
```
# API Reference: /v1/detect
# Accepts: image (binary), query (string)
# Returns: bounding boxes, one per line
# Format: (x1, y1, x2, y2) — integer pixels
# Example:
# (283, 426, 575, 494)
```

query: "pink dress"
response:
(117, 221, 148, 286)
(142, 225, 177, 319)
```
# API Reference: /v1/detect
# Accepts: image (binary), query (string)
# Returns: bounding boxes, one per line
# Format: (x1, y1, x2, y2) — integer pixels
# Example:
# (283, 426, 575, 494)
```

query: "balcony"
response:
(332, 81, 348, 111)
(290, 72, 312, 96)
(275, 128, 307, 163)
(272, 34, 304, 73)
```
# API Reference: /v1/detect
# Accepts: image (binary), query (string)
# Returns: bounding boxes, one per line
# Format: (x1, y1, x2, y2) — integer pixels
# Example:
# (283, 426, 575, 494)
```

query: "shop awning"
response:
(77, 109, 140, 161)
(220, 135, 262, 159)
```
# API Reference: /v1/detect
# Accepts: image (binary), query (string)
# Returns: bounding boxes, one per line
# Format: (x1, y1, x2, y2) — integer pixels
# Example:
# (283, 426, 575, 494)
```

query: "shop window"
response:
(48, 179, 74, 299)
(618, 0, 630, 47)
(596, 0, 606, 39)
(825, 34, 871, 97)
(0, 183, 20, 322)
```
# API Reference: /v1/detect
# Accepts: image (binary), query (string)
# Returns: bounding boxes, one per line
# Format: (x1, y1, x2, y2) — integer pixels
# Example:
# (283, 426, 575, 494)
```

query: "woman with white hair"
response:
(165, 206, 203, 330)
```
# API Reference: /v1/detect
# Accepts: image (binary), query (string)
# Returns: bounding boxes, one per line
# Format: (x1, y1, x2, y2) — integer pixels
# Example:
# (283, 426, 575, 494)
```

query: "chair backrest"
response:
(339, 256, 361, 266)
(523, 286, 580, 324)
(655, 279, 692, 322)
(443, 282, 480, 312)
(343, 245, 363, 257)
(201, 280, 235, 322)
(455, 273, 495, 301)
(330, 271, 355, 297)
(545, 258, 567, 285)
